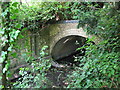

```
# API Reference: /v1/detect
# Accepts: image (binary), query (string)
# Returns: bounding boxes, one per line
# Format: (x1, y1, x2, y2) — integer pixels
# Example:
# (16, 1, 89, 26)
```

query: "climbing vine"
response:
(0, 1, 82, 88)
(66, 2, 120, 88)
(17, 2, 83, 32)
(13, 46, 52, 88)
(0, 2, 25, 88)
(0, 1, 120, 88)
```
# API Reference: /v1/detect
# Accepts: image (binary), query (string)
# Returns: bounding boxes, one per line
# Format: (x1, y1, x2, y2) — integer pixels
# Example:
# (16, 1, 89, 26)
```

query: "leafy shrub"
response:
(66, 3, 120, 88)
(78, 3, 120, 40)
(13, 46, 52, 88)
(66, 38, 120, 88)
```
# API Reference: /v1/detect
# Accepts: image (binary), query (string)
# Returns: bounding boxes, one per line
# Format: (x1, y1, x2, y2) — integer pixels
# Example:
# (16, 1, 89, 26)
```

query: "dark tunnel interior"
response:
(51, 35, 87, 63)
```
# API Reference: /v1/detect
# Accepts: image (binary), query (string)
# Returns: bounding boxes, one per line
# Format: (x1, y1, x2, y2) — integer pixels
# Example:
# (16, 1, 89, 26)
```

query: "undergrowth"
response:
(13, 46, 52, 88)
(66, 39, 120, 88)
(66, 3, 120, 88)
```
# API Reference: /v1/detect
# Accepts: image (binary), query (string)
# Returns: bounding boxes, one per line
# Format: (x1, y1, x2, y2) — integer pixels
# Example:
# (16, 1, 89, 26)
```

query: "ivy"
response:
(13, 46, 52, 88)
(66, 2, 120, 88)
(16, 2, 83, 32)
(1, 1, 120, 88)
(0, 2, 25, 88)
(66, 39, 120, 88)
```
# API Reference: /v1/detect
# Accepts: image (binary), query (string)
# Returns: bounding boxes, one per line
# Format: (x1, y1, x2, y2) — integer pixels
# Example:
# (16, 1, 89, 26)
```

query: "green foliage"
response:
(13, 46, 52, 88)
(1, 2, 120, 88)
(18, 2, 82, 31)
(78, 3, 120, 40)
(0, 2, 25, 87)
(66, 39, 120, 88)
(66, 2, 120, 88)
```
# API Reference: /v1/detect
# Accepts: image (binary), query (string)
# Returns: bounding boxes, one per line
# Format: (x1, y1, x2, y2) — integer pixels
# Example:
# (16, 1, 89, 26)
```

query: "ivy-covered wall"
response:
(9, 20, 100, 69)
(32, 20, 100, 57)
(9, 30, 31, 68)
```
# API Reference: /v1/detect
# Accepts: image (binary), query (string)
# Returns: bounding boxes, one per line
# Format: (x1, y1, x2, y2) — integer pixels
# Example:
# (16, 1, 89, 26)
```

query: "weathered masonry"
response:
(9, 20, 101, 69)
(30, 20, 100, 60)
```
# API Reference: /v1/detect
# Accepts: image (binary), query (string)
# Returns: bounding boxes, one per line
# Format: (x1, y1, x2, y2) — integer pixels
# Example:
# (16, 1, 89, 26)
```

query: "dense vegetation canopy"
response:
(0, 1, 120, 88)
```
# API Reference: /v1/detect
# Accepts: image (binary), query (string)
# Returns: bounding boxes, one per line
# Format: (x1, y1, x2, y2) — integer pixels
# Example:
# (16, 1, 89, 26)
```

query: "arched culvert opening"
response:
(51, 35, 86, 63)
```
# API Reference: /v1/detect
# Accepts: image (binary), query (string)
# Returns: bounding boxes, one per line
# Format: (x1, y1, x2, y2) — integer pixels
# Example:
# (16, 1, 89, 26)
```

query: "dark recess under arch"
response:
(51, 35, 86, 61)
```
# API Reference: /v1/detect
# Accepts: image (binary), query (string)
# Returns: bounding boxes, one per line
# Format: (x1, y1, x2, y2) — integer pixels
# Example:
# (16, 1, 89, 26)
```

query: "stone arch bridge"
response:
(30, 20, 100, 60)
